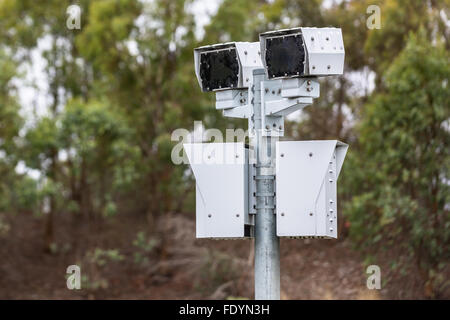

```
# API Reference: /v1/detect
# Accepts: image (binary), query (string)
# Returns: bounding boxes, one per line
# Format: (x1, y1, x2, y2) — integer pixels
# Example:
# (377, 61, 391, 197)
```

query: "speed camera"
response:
(194, 42, 263, 92)
(259, 27, 345, 79)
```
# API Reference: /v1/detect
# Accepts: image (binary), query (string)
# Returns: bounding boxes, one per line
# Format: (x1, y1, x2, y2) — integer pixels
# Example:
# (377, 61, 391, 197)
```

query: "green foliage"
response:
(345, 30, 450, 293)
(87, 248, 125, 266)
(132, 231, 159, 265)
(81, 247, 125, 290)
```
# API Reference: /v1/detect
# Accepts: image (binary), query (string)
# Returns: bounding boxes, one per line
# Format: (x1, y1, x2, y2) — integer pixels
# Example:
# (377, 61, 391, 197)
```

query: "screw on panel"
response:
(236, 154, 239, 158)
(309, 212, 313, 216)
(208, 214, 212, 218)
(279, 125, 282, 130)
(307, 80, 311, 85)
(280, 153, 284, 157)
(244, 50, 248, 55)
(311, 37, 314, 41)
(272, 90, 275, 94)
(265, 88, 269, 93)
(278, 88, 281, 94)
(309, 152, 313, 157)
(273, 123, 276, 128)
(329, 179, 333, 183)
(265, 125, 269, 129)
(312, 66, 316, 70)
(327, 65, 331, 70)
(281, 213, 285, 216)
(236, 214, 240, 217)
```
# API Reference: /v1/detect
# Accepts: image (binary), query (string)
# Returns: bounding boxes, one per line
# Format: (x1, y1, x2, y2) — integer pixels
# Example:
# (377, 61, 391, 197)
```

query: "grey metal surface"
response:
(252, 69, 280, 300)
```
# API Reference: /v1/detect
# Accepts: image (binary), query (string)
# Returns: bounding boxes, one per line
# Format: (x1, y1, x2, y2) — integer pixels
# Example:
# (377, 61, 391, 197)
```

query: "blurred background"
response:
(0, 0, 448, 299)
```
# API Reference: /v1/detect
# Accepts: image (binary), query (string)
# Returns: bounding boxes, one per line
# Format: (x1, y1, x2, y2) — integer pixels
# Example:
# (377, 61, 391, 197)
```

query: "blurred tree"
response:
(59, 99, 137, 220)
(0, 49, 28, 232)
(345, 30, 450, 297)
(365, 0, 449, 85)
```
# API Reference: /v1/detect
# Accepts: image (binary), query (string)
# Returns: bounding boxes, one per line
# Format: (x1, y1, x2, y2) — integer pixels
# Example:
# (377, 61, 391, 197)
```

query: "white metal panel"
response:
(301, 27, 345, 76)
(281, 78, 320, 99)
(234, 42, 263, 88)
(215, 90, 248, 110)
(275, 140, 348, 238)
(184, 143, 247, 238)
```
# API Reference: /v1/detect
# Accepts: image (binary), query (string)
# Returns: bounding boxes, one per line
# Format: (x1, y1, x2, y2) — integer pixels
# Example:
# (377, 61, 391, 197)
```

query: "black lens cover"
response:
(265, 34, 305, 78)
(200, 48, 239, 91)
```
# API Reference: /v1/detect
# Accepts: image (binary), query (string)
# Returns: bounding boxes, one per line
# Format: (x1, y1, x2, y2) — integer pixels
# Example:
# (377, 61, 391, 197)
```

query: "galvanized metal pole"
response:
(252, 68, 280, 300)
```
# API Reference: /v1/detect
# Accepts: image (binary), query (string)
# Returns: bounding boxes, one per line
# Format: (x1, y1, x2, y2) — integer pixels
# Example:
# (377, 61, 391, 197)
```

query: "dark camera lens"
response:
(265, 34, 305, 78)
(200, 48, 239, 91)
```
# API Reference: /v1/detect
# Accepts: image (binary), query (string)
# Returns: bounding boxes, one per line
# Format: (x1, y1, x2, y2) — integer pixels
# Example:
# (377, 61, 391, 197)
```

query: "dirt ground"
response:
(0, 211, 438, 299)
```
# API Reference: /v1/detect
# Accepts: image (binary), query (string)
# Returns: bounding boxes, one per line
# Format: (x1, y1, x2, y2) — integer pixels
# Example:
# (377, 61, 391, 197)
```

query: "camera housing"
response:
(259, 27, 345, 79)
(194, 42, 262, 92)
